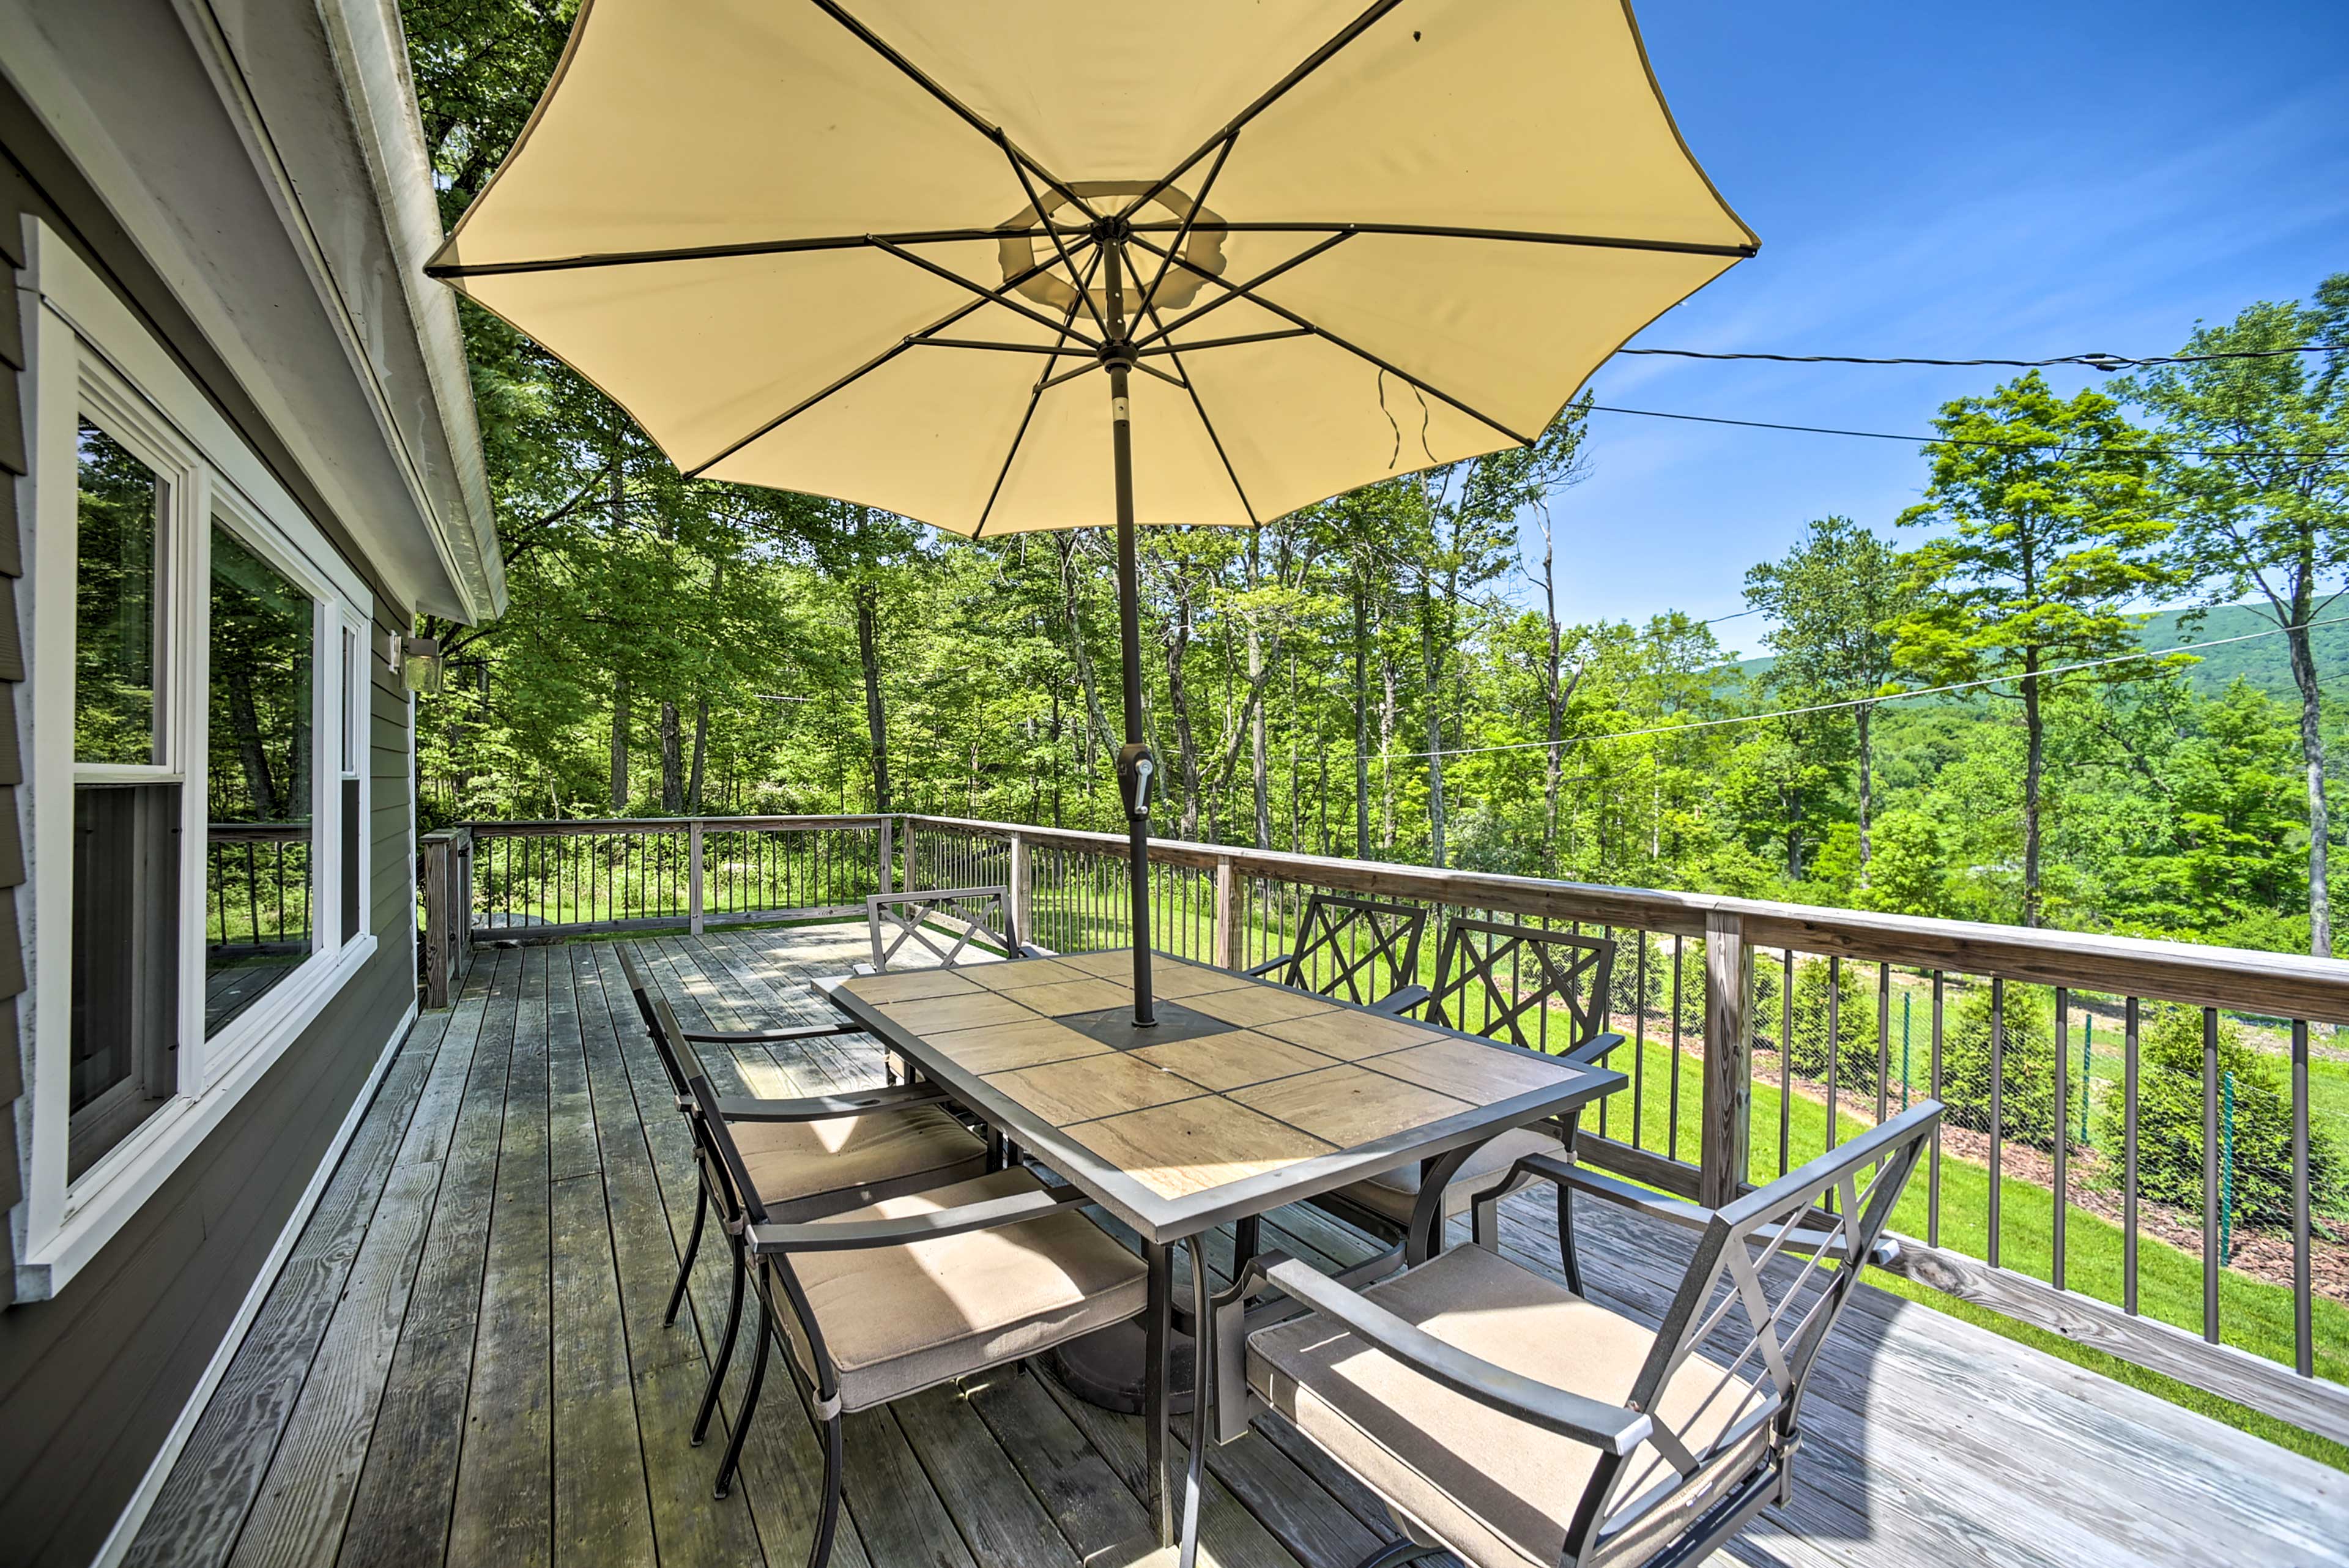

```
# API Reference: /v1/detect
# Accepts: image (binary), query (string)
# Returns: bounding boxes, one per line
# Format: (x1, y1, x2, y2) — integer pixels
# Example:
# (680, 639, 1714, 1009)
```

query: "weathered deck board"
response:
(128, 924, 2349, 1568)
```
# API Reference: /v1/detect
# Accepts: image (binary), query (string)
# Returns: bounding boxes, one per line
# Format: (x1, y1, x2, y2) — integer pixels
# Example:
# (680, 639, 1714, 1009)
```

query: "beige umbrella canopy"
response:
(427, 0, 1753, 1028)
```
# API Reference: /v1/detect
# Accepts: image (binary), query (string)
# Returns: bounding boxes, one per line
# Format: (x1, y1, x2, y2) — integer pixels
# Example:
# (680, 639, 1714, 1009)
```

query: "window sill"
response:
(13, 932, 381, 1301)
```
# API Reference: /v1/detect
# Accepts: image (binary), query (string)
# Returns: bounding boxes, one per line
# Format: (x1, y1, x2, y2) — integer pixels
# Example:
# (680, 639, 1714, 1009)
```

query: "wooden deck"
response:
(122, 924, 2349, 1568)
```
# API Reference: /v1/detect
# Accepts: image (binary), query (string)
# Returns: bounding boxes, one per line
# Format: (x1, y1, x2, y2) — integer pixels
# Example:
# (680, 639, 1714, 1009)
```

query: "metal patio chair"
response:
(616, 947, 989, 1441)
(1304, 920, 1623, 1275)
(1214, 1101, 1942, 1568)
(809, 885, 1047, 1087)
(1245, 891, 1430, 1012)
(682, 1068, 1148, 1557)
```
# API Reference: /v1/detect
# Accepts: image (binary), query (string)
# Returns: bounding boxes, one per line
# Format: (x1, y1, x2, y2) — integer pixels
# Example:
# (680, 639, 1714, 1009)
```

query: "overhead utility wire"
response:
(1616, 344, 2341, 371)
(1586, 403, 2345, 462)
(1367, 611, 2349, 765)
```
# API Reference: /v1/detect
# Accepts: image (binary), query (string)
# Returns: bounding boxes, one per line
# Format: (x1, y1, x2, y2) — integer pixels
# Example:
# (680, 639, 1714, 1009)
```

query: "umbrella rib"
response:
(913, 338, 1093, 356)
(1142, 299, 1261, 527)
(1127, 220, 1759, 261)
(809, 0, 1099, 221)
(1131, 133, 1239, 325)
(997, 134, 1115, 344)
(424, 227, 1061, 280)
(1134, 329, 1313, 356)
(1127, 230, 1536, 447)
(872, 238, 1105, 347)
(1118, 0, 1407, 223)
(975, 248, 1103, 538)
(1131, 229, 1356, 350)
(685, 245, 1082, 477)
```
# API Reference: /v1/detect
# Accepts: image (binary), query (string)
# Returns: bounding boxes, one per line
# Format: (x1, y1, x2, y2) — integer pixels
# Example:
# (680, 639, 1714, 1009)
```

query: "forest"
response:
(401, 1, 2349, 962)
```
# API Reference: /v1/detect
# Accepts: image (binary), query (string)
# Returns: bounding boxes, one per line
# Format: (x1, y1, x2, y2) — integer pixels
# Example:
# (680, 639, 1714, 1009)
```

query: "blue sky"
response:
(1532, 1, 2349, 650)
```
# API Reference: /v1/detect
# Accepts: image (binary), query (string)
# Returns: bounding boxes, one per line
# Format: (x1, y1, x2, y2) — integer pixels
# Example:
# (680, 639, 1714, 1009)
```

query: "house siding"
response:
(0, 80, 426, 1568)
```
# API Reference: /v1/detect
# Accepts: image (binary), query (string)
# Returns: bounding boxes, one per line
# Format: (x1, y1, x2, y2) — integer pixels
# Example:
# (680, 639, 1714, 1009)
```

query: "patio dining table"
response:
(826, 945, 1625, 1558)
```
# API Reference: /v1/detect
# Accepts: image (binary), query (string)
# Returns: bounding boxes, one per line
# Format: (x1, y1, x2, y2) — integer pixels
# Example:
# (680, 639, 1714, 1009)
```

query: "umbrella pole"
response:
(1108, 354, 1157, 1027)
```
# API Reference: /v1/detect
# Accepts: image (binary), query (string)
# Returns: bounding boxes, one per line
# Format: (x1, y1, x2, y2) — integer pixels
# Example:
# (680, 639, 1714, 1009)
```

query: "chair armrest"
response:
(683, 1020, 861, 1046)
(1563, 1031, 1625, 1068)
(1241, 1254, 1652, 1454)
(746, 1183, 1090, 1253)
(1492, 1153, 1720, 1234)
(1244, 952, 1292, 978)
(713, 1083, 950, 1123)
(1368, 983, 1430, 1017)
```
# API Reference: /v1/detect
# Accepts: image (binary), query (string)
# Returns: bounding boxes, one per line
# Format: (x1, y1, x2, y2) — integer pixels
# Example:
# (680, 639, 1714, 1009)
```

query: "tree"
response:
(2122, 280, 2349, 956)
(1743, 516, 1907, 875)
(1891, 373, 2180, 926)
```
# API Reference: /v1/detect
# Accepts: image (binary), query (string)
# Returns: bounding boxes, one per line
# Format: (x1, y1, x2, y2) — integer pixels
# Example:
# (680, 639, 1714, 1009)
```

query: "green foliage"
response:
(2098, 1006, 2346, 1225)
(1762, 957, 1880, 1094)
(1940, 984, 2065, 1150)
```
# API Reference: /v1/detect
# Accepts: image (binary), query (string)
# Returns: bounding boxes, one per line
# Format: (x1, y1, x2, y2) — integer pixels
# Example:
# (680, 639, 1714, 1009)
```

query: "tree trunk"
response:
(226, 669, 280, 820)
(1855, 700, 1874, 877)
(659, 700, 684, 813)
(1420, 580, 1447, 869)
(2021, 650, 2044, 929)
(686, 695, 708, 814)
(1352, 578, 1371, 859)
(854, 578, 891, 812)
(2286, 616, 2334, 957)
(1379, 656, 1397, 852)
(609, 674, 629, 811)
(1054, 535, 1115, 791)
(1163, 596, 1203, 838)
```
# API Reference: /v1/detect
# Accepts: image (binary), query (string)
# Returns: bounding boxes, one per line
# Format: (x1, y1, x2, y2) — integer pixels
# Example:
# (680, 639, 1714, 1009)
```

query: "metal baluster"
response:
(1779, 948, 1794, 1176)
(1825, 955, 1841, 1154)
(1929, 971, 1944, 1249)
(1988, 976, 2005, 1269)
(2201, 1006, 2220, 1344)
(1631, 934, 1646, 1150)
(2292, 1019, 2312, 1377)
(1667, 934, 1683, 1162)
(1876, 963, 1891, 1128)
(2124, 997, 2140, 1315)
(2054, 987, 2069, 1292)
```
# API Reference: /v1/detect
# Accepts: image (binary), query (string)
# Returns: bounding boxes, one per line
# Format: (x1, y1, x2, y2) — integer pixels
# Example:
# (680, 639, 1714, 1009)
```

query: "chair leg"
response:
(1353, 1541, 1445, 1568)
(806, 1408, 845, 1568)
(1233, 1214, 1261, 1270)
(713, 1292, 771, 1499)
(666, 1183, 708, 1327)
(1557, 1183, 1584, 1297)
(692, 1234, 747, 1446)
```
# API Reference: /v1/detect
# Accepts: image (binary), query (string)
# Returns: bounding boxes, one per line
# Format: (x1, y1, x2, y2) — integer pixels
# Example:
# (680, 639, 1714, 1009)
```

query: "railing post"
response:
(1008, 831, 1033, 948)
(688, 818, 705, 935)
(1214, 855, 1241, 971)
(422, 834, 450, 1008)
(877, 816, 895, 896)
(1699, 908, 1752, 1209)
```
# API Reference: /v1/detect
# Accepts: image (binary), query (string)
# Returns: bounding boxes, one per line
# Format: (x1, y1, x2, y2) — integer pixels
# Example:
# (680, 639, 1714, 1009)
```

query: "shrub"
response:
(1759, 957, 1880, 1101)
(2096, 1006, 2344, 1226)
(1939, 984, 2064, 1150)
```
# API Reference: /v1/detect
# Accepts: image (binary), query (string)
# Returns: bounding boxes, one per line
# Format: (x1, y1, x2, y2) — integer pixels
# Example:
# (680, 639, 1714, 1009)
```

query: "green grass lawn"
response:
(1592, 1029, 2349, 1466)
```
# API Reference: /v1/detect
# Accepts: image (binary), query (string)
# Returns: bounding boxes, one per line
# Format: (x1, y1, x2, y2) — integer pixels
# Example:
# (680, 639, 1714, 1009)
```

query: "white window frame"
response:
(18, 220, 379, 1299)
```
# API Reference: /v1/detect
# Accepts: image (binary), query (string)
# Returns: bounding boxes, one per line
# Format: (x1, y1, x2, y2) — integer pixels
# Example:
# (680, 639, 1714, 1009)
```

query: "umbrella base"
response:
(1061, 1000, 1231, 1052)
(1044, 1316, 1197, 1416)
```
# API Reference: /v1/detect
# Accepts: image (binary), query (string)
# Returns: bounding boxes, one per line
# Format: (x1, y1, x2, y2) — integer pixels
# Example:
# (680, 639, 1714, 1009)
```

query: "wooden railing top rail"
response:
(900, 812, 2349, 1024)
(466, 814, 886, 839)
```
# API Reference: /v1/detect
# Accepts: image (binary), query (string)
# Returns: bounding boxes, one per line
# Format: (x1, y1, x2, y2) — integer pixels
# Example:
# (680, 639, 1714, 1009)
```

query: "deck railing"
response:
(420, 808, 2349, 1442)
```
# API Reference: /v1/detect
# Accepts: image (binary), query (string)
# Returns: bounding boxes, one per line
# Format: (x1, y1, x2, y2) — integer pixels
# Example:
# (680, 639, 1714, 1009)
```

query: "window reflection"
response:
(207, 526, 314, 1035)
(75, 419, 162, 765)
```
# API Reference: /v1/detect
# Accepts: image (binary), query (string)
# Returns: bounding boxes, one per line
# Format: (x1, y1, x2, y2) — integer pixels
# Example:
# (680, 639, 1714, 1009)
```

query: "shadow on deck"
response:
(121, 924, 2349, 1568)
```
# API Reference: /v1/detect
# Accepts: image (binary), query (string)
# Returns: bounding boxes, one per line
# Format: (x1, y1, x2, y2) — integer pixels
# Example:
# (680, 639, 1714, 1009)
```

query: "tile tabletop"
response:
(831, 948, 1619, 1241)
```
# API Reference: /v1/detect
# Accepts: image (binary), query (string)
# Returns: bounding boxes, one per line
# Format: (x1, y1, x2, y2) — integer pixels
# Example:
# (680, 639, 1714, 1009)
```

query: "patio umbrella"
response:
(425, 0, 1756, 1035)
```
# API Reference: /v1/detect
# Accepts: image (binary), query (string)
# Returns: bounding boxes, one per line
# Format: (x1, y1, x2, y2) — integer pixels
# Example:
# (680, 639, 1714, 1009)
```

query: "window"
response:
(206, 524, 316, 1035)
(21, 221, 384, 1296)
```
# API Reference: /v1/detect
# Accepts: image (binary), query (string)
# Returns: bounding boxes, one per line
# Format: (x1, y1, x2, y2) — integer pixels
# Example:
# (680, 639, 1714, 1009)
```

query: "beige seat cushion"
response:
(736, 1105, 987, 1224)
(1247, 1244, 1762, 1568)
(1335, 1126, 1562, 1228)
(774, 1169, 1148, 1413)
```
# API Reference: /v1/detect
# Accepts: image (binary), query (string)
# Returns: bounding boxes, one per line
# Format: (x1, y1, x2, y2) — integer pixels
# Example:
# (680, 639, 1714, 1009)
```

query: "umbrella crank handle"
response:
(1118, 743, 1157, 822)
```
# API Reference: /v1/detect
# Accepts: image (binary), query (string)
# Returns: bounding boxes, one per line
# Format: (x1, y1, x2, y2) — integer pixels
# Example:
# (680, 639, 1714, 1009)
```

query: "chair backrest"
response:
(1264, 893, 1428, 1005)
(1423, 917, 1613, 1053)
(1574, 1101, 1940, 1566)
(617, 943, 705, 1099)
(866, 886, 1020, 973)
